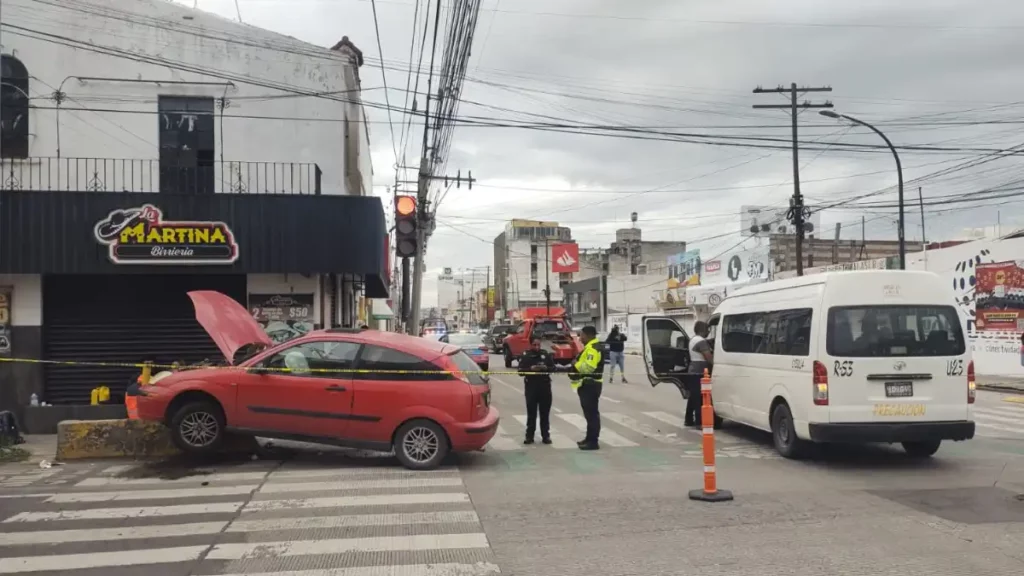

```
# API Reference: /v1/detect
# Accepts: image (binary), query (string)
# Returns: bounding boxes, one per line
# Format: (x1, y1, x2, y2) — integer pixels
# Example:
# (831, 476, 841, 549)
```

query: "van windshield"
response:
(826, 305, 966, 357)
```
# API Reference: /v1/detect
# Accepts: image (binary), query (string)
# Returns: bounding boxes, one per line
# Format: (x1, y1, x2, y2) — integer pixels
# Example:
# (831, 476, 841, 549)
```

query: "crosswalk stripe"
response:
(0, 545, 208, 573)
(45, 484, 258, 503)
(604, 413, 686, 444)
(75, 471, 271, 487)
(217, 561, 503, 573)
(485, 424, 520, 450)
(975, 421, 1024, 436)
(974, 405, 1024, 419)
(4, 502, 243, 522)
(972, 409, 1024, 427)
(243, 493, 470, 512)
(0, 521, 228, 546)
(258, 477, 464, 494)
(216, 563, 502, 576)
(205, 533, 490, 560)
(227, 511, 481, 533)
(555, 413, 638, 447)
(643, 410, 689, 429)
(511, 415, 578, 448)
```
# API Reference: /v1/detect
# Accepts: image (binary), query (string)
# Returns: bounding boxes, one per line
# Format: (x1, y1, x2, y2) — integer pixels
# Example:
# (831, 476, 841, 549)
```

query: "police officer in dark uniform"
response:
(518, 336, 555, 445)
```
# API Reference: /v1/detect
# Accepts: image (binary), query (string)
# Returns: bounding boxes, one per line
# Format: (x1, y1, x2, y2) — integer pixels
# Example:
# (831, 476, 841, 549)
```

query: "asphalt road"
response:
(1, 353, 1022, 576)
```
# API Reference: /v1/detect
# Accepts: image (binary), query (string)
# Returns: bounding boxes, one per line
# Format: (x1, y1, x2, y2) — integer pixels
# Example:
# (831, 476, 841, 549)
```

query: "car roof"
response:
(292, 329, 460, 360)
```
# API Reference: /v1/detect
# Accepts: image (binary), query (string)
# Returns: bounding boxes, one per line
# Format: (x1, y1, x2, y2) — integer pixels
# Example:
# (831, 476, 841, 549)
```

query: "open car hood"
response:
(188, 290, 272, 364)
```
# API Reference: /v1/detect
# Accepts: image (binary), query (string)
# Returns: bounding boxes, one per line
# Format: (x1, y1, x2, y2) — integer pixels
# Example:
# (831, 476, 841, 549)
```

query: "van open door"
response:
(642, 315, 692, 391)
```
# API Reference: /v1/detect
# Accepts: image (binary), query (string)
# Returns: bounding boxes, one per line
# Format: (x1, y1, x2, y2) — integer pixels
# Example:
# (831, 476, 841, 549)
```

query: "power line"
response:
(369, 0, 400, 165)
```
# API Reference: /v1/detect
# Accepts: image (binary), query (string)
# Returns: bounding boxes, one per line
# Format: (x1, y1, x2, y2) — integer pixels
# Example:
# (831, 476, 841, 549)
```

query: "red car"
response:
(135, 291, 499, 470)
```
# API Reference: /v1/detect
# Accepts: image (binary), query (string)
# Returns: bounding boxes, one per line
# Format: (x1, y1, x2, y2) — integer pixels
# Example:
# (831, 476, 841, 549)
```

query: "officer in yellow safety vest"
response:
(568, 325, 605, 450)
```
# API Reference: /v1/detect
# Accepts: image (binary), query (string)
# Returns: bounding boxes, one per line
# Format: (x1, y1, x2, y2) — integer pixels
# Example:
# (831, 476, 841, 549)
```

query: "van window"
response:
(721, 308, 813, 356)
(826, 305, 965, 357)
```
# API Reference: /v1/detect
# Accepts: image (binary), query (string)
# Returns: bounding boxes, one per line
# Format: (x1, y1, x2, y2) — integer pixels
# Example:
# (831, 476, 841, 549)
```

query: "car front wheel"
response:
(394, 419, 450, 470)
(770, 402, 807, 459)
(169, 401, 226, 454)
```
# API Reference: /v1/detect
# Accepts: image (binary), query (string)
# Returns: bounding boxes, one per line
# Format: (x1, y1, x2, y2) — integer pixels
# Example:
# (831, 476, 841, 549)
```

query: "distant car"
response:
(134, 291, 498, 470)
(442, 332, 490, 371)
(484, 324, 513, 353)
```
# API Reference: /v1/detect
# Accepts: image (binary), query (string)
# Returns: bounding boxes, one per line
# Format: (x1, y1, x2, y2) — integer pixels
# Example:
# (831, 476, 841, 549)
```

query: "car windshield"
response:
(826, 305, 966, 357)
(446, 333, 484, 347)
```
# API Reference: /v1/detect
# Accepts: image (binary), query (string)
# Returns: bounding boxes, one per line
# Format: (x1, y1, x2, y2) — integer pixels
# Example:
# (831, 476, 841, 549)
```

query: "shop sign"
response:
(0, 287, 11, 357)
(974, 260, 1024, 332)
(94, 204, 238, 265)
(249, 293, 314, 344)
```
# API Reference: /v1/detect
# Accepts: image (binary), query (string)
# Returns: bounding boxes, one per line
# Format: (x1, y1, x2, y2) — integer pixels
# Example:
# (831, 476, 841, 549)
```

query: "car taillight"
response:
(967, 359, 976, 404)
(812, 360, 829, 406)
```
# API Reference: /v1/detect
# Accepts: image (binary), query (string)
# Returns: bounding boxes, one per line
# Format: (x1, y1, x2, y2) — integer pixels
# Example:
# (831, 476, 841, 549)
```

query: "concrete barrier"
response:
(56, 419, 258, 461)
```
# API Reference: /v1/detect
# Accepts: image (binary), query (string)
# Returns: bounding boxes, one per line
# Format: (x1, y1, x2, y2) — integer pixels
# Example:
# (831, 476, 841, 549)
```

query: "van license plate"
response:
(885, 382, 913, 397)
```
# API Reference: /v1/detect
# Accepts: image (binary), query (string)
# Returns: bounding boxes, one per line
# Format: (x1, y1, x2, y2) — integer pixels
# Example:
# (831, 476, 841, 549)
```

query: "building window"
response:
(636, 264, 648, 275)
(1, 55, 30, 159)
(158, 96, 216, 194)
(531, 280, 538, 289)
(531, 244, 538, 256)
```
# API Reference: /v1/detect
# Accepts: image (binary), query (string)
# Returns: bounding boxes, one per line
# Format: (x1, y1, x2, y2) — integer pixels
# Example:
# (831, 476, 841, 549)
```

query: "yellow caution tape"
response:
(0, 356, 561, 376)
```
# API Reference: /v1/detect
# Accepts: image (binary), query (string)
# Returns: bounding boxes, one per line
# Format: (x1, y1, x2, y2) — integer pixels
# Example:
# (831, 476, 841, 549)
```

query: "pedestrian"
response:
(568, 325, 605, 450)
(685, 321, 714, 427)
(518, 336, 554, 445)
(605, 325, 628, 383)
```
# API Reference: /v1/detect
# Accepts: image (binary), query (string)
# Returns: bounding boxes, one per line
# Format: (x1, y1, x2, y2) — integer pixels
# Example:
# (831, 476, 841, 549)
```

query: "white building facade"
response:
(436, 269, 490, 328)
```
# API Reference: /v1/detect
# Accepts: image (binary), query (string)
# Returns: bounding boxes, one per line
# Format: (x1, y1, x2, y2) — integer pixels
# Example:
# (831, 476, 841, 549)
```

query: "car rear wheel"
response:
(770, 402, 807, 459)
(169, 401, 225, 454)
(902, 439, 941, 458)
(394, 419, 450, 470)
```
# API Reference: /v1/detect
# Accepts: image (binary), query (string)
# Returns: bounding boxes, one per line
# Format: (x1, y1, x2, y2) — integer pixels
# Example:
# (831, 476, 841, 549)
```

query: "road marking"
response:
(643, 410, 740, 444)
(0, 521, 228, 546)
(227, 511, 480, 533)
(553, 406, 564, 413)
(216, 564, 502, 576)
(1004, 396, 1024, 404)
(973, 408, 1024, 425)
(268, 467, 460, 481)
(555, 413, 638, 447)
(3, 502, 243, 523)
(512, 415, 577, 448)
(975, 421, 1024, 436)
(605, 413, 686, 444)
(243, 492, 470, 512)
(205, 533, 490, 560)
(485, 424, 521, 450)
(0, 545, 208, 573)
(75, 471, 271, 487)
(258, 477, 464, 494)
(602, 396, 622, 404)
(45, 484, 258, 503)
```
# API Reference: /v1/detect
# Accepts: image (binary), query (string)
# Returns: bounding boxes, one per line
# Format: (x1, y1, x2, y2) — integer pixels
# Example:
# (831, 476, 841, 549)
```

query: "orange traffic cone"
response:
(688, 368, 733, 502)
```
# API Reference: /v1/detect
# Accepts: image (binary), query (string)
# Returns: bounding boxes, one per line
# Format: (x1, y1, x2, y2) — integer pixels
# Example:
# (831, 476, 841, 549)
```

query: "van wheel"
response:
(394, 419, 450, 470)
(503, 347, 514, 368)
(902, 440, 941, 458)
(770, 403, 806, 459)
(169, 401, 225, 455)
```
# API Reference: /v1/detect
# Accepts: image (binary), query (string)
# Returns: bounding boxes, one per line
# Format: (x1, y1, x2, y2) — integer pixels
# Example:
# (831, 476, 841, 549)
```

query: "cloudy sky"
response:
(180, 0, 1024, 306)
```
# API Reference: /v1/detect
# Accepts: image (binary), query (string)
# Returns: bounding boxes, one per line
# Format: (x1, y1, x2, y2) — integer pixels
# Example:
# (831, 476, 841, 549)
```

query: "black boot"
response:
(578, 442, 600, 451)
(523, 437, 535, 445)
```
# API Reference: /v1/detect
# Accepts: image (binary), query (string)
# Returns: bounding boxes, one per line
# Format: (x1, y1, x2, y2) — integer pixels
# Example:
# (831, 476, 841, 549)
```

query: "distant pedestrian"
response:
(685, 321, 714, 427)
(605, 325, 628, 383)
(518, 337, 554, 445)
(569, 325, 605, 450)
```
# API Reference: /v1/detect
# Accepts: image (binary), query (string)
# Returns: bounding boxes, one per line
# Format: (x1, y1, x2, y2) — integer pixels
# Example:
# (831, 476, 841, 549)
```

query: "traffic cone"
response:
(688, 368, 734, 502)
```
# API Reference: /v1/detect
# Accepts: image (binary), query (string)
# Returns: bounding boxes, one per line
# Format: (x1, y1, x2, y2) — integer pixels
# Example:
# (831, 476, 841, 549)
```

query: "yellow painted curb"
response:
(1003, 396, 1024, 404)
(55, 419, 258, 460)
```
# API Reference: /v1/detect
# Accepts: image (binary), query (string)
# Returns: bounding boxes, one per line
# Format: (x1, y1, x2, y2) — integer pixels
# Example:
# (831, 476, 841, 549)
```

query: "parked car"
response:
(134, 291, 498, 470)
(484, 324, 514, 353)
(441, 332, 490, 371)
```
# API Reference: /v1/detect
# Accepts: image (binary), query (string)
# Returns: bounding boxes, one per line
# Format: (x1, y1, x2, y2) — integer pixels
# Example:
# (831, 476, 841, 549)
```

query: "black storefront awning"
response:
(0, 190, 389, 297)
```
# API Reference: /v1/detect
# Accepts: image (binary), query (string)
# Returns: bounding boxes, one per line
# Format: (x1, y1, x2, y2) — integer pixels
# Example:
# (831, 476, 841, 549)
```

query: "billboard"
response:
(740, 205, 822, 238)
(974, 260, 1024, 332)
(667, 249, 701, 288)
(551, 242, 580, 273)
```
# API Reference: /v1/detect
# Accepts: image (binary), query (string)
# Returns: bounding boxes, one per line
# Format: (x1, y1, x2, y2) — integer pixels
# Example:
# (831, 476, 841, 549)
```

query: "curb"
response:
(977, 384, 1024, 394)
(55, 419, 258, 461)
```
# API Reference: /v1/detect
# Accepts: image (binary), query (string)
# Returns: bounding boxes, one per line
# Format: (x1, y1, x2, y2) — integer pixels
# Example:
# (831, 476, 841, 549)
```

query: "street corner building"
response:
(0, 0, 391, 432)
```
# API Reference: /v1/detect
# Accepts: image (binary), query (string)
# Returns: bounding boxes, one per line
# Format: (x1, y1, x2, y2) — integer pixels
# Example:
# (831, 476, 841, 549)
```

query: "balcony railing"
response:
(1, 157, 322, 195)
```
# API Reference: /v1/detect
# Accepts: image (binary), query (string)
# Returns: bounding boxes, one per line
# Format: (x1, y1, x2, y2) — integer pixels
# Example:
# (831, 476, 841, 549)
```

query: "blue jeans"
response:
(608, 351, 626, 380)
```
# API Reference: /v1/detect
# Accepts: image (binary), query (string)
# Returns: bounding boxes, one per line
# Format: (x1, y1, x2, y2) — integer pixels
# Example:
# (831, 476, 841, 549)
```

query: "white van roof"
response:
(724, 269, 943, 300)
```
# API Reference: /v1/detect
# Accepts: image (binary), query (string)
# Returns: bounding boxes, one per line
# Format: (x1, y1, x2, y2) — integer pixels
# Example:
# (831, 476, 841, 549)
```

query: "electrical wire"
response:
(369, 0, 401, 165)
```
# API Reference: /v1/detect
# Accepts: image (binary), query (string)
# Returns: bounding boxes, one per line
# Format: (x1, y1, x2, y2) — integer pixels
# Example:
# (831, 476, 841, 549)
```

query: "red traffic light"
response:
(396, 195, 416, 216)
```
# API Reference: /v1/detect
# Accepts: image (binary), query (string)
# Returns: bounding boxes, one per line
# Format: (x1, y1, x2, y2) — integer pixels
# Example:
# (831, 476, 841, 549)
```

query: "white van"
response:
(642, 270, 975, 459)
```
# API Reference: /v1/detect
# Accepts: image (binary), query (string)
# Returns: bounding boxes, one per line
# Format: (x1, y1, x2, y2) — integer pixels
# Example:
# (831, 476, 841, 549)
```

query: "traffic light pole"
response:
(408, 210, 426, 335)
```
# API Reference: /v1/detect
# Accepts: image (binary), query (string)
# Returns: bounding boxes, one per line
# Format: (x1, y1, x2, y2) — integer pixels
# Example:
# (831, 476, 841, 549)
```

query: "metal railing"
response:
(0, 157, 322, 195)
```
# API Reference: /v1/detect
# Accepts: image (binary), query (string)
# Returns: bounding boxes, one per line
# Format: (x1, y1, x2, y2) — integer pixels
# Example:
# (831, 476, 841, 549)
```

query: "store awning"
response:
(371, 299, 395, 319)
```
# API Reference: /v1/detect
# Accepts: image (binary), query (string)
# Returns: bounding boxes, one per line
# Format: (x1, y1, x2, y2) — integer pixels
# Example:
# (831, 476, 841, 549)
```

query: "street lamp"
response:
(819, 110, 905, 269)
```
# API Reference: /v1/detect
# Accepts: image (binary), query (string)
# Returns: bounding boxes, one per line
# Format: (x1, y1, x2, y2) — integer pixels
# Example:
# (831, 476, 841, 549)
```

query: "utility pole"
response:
(753, 83, 833, 276)
(544, 237, 551, 314)
(485, 265, 490, 326)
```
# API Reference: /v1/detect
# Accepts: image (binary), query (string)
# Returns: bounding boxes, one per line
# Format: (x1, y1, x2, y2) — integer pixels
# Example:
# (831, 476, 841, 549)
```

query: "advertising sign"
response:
(93, 204, 238, 265)
(974, 260, 1024, 332)
(0, 287, 11, 357)
(667, 249, 701, 288)
(551, 242, 580, 273)
(249, 293, 315, 344)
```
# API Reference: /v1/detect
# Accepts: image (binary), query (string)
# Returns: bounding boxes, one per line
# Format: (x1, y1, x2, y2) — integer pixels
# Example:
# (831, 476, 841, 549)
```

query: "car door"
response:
(346, 344, 454, 445)
(233, 340, 360, 439)
(641, 315, 692, 396)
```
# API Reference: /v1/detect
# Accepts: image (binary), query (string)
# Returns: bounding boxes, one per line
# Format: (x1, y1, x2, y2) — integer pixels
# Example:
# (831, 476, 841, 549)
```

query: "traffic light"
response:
(395, 195, 418, 258)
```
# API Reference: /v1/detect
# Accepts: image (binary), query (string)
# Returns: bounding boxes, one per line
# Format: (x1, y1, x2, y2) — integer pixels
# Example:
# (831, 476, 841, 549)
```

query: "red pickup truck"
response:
(501, 316, 582, 368)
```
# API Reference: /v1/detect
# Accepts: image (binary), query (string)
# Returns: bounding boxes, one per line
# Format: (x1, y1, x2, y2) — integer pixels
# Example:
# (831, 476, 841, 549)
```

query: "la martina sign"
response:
(93, 204, 239, 265)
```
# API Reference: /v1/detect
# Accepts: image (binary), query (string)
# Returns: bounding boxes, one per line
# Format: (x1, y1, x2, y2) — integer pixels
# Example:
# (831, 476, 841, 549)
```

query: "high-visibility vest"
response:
(570, 338, 603, 390)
